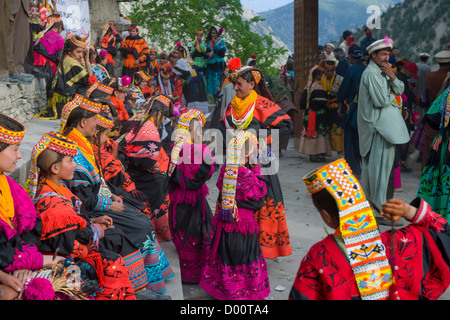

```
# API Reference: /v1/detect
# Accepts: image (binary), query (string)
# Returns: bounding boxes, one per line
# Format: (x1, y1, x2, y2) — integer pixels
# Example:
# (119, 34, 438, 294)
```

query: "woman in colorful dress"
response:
(98, 22, 123, 78)
(118, 95, 174, 243)
(32, 14, 64, 101)
(59, 94, 173, 297)
(218, 58, 293, 259)
(199, 131, 270, 300)
(298, 67, 331, 162)
(119, 24, 151, 78)
(167, 109, 216, 283)
(205, 26, 227, 98)
(42, 34, 95, 119)
(0, 114, 61, 300)
(417, 87, 450, 219)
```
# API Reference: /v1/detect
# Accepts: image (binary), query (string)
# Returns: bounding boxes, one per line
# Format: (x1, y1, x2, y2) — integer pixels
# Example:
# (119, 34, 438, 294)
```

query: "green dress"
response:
(417, 87, 450, 219)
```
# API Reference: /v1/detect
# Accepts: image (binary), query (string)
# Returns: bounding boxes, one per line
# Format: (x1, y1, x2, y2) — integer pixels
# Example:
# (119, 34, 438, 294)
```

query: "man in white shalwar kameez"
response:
(357, 36, 410, 220)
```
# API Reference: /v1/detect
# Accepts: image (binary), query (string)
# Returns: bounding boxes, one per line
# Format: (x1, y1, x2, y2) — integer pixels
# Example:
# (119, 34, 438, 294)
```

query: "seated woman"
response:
(59, 94, 174, 296)
(0, 114, 61, 300)
(26, 131, 138, 300)
(118, 94, 174, 242)
(128, 71, 151, 116)
(41, 34, 96, 119)
(32, 14, 65, 101)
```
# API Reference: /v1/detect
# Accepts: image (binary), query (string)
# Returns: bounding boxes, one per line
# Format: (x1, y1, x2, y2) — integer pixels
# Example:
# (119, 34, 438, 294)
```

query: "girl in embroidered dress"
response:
(199, 131, 270, 300)
(0, 114, 61, 300)
(219, 58, 293, 259)
(167, 109, 216, 283)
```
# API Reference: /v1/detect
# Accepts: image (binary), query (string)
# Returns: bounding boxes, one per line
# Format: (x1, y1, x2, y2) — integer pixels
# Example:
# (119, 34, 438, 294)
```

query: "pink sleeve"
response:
(3, 244, 43, 272)
(237, 165, 267, 201)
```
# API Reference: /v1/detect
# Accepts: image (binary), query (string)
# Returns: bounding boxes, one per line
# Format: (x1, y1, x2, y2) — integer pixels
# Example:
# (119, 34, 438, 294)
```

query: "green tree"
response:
(127, 0, 287, 76)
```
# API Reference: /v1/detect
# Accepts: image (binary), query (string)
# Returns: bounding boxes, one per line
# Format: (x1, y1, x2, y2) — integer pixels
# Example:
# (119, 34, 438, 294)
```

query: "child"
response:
(26, 131, 138, 300)
(199, 131, 271, 300)
(290, 158, 450, 300)
(167, 109, 216, 283)
(0, 114, 60, 300)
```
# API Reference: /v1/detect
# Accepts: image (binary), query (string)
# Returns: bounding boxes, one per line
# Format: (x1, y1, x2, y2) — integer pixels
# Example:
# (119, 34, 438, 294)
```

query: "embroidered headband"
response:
(154, 94, 172, 108)
(220, 131, 258, 223)
(0, 113, 25, 145)
(60, 94, 102, 133)
(168, 109, 206, 177)
(86, 81, 114, 98)
(97, 112, 114, 129)
(66, 33, 87, 49)
(303, 159, 396, 300)
(135, 70, 151, 82)
(25, 131, 78, 199)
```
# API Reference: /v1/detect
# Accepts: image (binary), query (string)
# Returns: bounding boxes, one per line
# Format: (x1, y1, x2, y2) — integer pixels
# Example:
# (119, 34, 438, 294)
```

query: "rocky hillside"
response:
(352, 0, 449, 61)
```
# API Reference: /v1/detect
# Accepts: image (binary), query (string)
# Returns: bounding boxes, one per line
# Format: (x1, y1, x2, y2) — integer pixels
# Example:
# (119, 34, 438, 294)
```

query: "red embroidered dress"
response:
(289, 198, 450, 300)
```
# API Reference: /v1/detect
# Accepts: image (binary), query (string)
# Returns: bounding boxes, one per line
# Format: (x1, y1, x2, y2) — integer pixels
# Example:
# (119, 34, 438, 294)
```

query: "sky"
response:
(240, 0, 293, 13)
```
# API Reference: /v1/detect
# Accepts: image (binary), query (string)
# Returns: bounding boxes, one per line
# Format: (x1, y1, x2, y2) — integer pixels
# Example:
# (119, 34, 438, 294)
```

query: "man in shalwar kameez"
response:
(357, 36, 410, 220)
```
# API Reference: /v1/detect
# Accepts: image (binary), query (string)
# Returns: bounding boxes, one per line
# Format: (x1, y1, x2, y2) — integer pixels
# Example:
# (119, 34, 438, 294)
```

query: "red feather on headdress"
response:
(227, 58, 242, 71)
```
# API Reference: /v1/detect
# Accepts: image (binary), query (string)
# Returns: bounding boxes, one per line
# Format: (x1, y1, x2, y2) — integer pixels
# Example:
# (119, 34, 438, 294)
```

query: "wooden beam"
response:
(293, 0, 319, 148)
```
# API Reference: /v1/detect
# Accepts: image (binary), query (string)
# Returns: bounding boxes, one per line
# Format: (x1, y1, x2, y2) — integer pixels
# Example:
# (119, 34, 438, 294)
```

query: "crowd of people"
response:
(1, 0, 450, 302)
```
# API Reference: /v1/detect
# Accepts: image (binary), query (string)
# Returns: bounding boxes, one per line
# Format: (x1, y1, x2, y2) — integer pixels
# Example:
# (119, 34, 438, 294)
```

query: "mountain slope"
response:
(258, 0, 403, 51)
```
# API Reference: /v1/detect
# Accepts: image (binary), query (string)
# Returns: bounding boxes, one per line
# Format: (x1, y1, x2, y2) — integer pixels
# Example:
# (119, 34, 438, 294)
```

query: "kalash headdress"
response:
(303, 158, 399, 300)
(0, 113, 26, 145)
(96, 112, 114, 130)
(59, 94, 102, 134)
(168, 109, 206, 177)
(66, 33, 87, 49)
(219, 130, 258, 223)
(25, 132, 78, 200)
(225, 57, 274, 102)
(86, 81, 114, 98)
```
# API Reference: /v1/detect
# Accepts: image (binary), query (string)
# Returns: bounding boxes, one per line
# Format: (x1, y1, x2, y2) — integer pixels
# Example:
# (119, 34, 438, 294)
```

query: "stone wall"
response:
(0, 79, 47, 124)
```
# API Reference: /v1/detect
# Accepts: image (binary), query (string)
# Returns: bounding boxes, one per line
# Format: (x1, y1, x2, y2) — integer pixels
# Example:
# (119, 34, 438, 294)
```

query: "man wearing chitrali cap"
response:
(357, 36, 410, 222)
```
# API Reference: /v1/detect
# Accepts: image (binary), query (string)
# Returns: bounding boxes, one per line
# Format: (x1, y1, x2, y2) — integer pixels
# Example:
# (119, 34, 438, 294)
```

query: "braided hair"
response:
(61, 107, 97, 136)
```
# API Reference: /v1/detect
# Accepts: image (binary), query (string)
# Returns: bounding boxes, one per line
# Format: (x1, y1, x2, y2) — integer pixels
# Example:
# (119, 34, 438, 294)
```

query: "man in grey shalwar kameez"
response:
(357, 37, 410, 218)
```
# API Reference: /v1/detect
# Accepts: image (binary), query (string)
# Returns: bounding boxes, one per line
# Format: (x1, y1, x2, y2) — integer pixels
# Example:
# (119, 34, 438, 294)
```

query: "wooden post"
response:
(293, 0, 319, 148)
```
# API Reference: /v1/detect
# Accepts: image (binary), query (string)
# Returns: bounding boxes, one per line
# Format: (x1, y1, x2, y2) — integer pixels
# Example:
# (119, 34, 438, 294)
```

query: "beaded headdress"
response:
(135, 70, 151, 82)
(60, 94, 102, 134)
(168, 109, 206, 177)
(25, 132, 78, 199)
(66, 33, 87, 49)
(97, 113, 114, 129)
(220, 131, 258, 223)
(86, 81, 114, 98)
(303, 158, 397, 300)
(0, 113, 25, 145)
